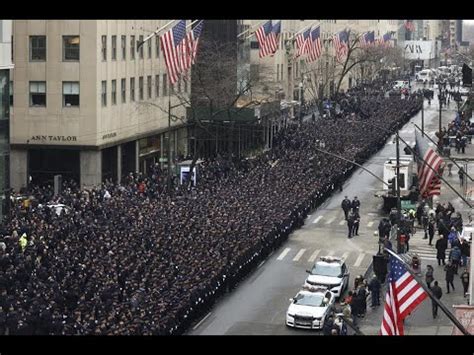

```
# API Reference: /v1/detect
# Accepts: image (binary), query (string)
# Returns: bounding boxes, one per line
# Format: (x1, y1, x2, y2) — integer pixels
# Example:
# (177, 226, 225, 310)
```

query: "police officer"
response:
(347, 210, 355, 238)
(341, 196, 351, 220)
(351, 196, 361, 211)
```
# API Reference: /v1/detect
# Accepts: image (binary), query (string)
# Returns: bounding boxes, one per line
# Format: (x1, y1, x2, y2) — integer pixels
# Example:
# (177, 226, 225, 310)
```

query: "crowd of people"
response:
(0, 81, 423, 335)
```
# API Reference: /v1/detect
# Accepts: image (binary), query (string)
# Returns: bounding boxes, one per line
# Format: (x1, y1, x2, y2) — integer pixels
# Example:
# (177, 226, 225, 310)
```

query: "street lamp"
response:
(299, 81, 304, 124)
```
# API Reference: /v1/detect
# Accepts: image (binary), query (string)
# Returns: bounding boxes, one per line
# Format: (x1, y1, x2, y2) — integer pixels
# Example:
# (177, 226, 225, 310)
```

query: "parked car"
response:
(304, 256, 350, 298)
(286, 286, 335, 330)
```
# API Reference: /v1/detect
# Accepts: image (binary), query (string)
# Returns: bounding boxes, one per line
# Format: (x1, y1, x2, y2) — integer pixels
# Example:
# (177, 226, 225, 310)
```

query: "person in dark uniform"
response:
(431, 281, 442, 319)
(347, 210, 355, 238)
(341, 196, 351, 220)
(351, 196, 360, 211)
(352, 207, 360, 236)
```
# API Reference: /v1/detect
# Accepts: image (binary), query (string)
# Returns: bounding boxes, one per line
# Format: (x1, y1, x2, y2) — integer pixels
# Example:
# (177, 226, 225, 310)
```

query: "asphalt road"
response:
(189, 84, 463, 335)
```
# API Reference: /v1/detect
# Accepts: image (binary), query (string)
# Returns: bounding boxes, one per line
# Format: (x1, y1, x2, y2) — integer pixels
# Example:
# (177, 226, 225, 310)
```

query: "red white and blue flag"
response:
(380, 255, 428, 335)
(161, 20, 187, 85)
(405, 20, 415, 32)
(360, 31, 375, 47)
(333, 30, 349, 61)
(415, 130, 444, 198)
(295, 27, 311, 58)
(255, 20, 274, 58)
(269, 21, 281, 55)
(186, 20, 204, 67)
(306, 26, 322, 63)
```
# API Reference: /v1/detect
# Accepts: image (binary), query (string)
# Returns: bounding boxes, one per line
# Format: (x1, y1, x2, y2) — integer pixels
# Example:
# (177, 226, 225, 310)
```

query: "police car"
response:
(286, 286, 335, 330)
(304, 256, 349, 298)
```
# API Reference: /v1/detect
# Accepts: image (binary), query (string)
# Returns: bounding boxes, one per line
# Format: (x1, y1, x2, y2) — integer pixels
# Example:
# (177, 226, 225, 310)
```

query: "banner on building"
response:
(404, 40, 437, 60)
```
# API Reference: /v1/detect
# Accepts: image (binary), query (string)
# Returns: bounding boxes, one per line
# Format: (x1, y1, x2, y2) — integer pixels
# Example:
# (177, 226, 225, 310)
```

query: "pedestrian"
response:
(431, 281, 443, 319)
(458, 167, 464, 188)
(428, 218, 435, 246)
(347, 210, 355, 239)
(352, 207, 360, 236)
(368, 275, 381, 308)
(460, 239, 470, 267)
(351, 196, 360, 211)
(460, 268, 470, 297)
(444, 261, 456, 293)
(425, 265, 434, 289)
(341, 196, 351, 220)
(449, 245, 462, 274)
(322, 315, 334, 336)
(436, 234, 447, 266)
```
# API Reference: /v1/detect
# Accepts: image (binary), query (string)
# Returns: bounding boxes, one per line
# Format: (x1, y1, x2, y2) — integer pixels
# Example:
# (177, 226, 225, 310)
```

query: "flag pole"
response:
(138, 20, 177, 51)
(186, 20, 199, 30)
(244, 20, 279, 41)
(238, 20, 267, 38)
(412, 123, 474, 182)
(398, 133, 473, 208)
(384, 248, 471, 335)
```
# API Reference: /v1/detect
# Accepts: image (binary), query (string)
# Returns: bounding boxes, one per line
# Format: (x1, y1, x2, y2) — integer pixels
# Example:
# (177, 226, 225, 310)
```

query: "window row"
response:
(30, 35, 80, 61)
(100, 75, 188, 106)
(29, 81, 79, 107)
(101, 34, 161, 61)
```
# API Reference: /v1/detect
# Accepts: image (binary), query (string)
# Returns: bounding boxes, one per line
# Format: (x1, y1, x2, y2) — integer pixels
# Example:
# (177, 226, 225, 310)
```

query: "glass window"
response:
(130, 77, 135, 101)
(147, 75, 152, 99)
(155, 74, 160, 97)
(163, 74, 168, 96)
(121, 35, 126, 60)
(29, 81, 46, 107)
(0, 72, 10, 120)
(62, 81, 79, 107)
(139, 35, 144, 59)
(111, 79, 117, 105)
(112, 35, 117, 60)
(63, 36, 80, 61)
(101, 35, 107, 61)
(130, 35, 135, 60)
(30, 36, 46, 61)
(121, 78, 126, 103)
(156, 36, 160, 58)
(9, 81, 13, 107)
(310, 263, 342, 277)
(148, 39, 151, 59)
(101, 80, 107, 107)
(139, 76, 143, 100)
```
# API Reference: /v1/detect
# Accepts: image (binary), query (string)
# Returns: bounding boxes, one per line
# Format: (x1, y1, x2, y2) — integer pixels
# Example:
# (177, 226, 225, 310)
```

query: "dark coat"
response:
(445, 264, 456, 282)
(431, 284, 442, 299)
(436, 238, 448, 259)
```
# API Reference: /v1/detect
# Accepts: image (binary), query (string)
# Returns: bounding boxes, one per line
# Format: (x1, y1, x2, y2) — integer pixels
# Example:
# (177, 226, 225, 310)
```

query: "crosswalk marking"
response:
(354, 253, 365, 267)
(341, 252, 349, 261)
(308, 249, 321, 263)
(367, 221, 374, 227)
(313, 216, 323, 224)
(277, 248, 291, 261)
(327, 250, 335, 257)
(339, 220, 346, 225)
(293, 249, 306, 261)
(325, 217, 336, 225)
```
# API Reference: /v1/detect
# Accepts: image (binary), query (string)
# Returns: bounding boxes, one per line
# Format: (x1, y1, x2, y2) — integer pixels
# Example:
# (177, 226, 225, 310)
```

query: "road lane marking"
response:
(293, 249, 306, 261)
(313, 216, 323, 224)
(327, 250, 335, 257)
(341, 252, 350, 261)
(354, 253, 366, 267)
(193, 312, 212, 330)
(325, 217, 336, 225)
(277, 248, 291, 260)
(339, 220, 346, 225)
(367, 221, 374, 227)
(308, 249, 321, 263)
(258, 260, 265, 268)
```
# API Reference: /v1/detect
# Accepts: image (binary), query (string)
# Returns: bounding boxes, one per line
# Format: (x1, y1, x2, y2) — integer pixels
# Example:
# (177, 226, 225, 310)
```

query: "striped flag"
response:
(295, 27, 311, 58)
(415, 130, 445, 198)
(380, 255, 428, 335)
(306, 26, 322, 63)
(405, 20, 415, 32)
(161, 20, 187, 85)
(269, 20, 281, 55)
(255, 20, 274, 58)
(360, 31, 375, 47)
(333, 30, 348, 61)
(186, 20, 204, 66)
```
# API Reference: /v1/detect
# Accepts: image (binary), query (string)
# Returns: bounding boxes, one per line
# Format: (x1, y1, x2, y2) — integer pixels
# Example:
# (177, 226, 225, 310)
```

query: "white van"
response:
(416, 69, 432, 83)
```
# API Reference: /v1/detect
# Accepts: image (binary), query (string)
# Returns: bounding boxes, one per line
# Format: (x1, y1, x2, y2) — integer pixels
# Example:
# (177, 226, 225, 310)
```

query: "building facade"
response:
(11, 20, 189, 191)
(0, 20, 13, 221)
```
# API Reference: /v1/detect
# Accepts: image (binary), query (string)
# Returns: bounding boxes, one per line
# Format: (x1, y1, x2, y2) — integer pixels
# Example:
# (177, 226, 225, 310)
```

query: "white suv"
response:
(304, 256, 349, 299)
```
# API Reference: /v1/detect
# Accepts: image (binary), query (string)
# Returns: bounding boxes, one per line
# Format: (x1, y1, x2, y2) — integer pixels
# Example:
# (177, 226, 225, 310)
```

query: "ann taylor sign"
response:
(404, 40, 438, 60)
(29, 135, 77, 143)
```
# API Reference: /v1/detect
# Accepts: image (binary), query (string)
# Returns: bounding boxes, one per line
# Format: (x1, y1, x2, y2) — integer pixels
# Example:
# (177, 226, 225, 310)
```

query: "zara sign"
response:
(404, 40, 436, 60)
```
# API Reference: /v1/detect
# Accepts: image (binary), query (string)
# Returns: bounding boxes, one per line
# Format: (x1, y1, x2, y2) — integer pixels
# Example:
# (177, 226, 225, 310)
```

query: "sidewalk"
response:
(357, 96, 472, 335)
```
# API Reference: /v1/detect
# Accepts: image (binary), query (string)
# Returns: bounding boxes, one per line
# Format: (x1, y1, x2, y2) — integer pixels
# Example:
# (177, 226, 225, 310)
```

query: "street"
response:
(189, 85, 468, 335)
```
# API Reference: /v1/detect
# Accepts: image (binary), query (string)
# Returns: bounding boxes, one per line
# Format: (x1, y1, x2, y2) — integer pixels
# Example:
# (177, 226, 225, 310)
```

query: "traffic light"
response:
(387, 177, 396, 195)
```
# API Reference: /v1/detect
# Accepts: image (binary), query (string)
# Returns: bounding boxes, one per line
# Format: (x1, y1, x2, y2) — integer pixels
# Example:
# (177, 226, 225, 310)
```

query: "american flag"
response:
(333, 30, 348, 61)
(161, 20, 187, 85)
(295, 27, 311, 58)
(255, 20, 274, 58)
(380, 255, 428, 335)
(269, 20, 281, 55)
(360, 31, 374, 47)
(306, 26, 322, 63)
(186, 20, 204, 66)
(415, 130, 444, 198)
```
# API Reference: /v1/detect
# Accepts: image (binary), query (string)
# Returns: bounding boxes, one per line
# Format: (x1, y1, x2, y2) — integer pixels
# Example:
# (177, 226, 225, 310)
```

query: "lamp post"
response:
(299, 81, 303, 124)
